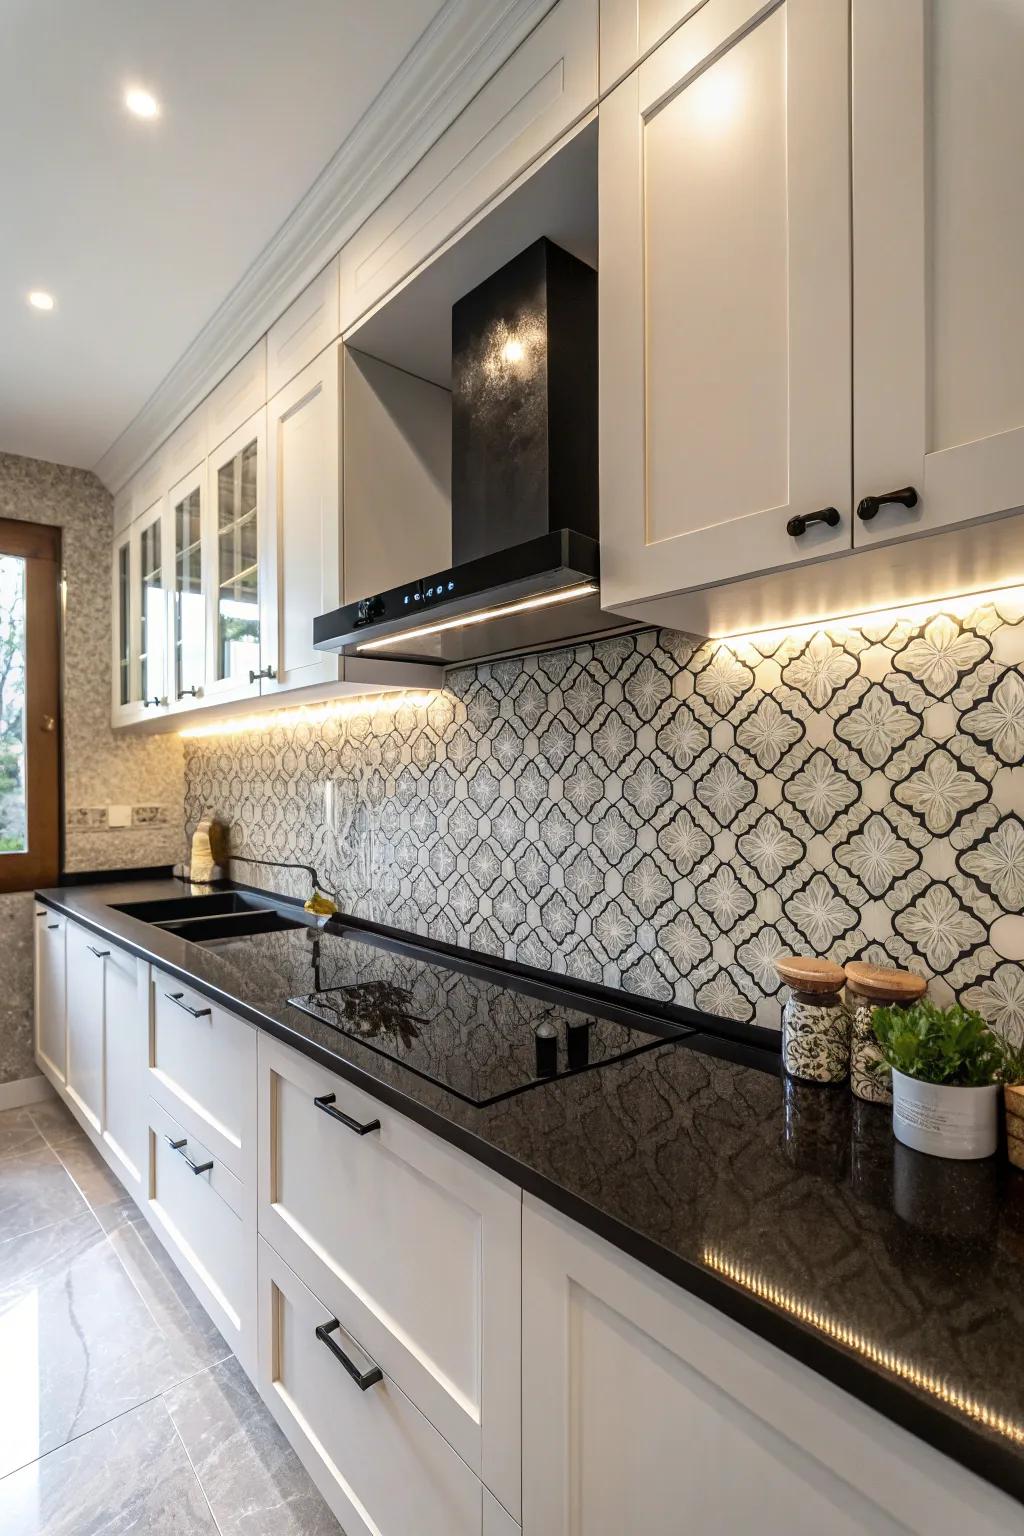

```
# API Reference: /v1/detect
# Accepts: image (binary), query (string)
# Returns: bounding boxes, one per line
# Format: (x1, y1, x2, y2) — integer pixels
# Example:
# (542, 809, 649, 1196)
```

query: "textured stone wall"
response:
(185, 590, 1024, 1041)
(0, 452, 184, 1084)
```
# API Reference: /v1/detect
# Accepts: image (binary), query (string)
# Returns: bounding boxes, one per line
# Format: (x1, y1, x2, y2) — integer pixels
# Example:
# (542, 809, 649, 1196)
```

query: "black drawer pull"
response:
(786, 506, 840, 538)
(856, 485, 918, 522)
(165, 991, 212, 1018)
(46, 923, 59, 930)
(87, 945, 110, 959)
(314, 1092, 380, 1137)
(35, 910, 47, 919)
(315, 1318, 383, 1391)
(165, 1135, 213, 1175)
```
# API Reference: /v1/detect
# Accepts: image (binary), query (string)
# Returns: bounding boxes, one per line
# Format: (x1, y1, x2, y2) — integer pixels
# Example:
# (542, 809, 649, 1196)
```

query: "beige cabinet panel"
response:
(339, 0, 598, 333)
(853, 0, 1024, 548)
(164, 403, 209, 488)
(206, 340, 267, 454)
(267, 256, 340, 398)
(599, 0, 851, 617)
(600, 0, 706, 88)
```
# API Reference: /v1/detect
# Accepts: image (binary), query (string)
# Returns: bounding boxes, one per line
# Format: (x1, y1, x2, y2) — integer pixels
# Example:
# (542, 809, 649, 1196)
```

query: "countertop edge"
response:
(33, 887, 1024, 1509)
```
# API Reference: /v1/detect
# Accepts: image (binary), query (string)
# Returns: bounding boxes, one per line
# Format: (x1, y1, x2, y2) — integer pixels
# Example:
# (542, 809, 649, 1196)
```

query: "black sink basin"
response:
(113, 892, 264, 923)
(157, 910, 308, 943)
(112, 891, 311, 944)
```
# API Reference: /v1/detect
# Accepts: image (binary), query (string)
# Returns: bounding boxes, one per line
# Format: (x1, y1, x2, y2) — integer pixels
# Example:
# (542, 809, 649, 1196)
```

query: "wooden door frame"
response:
(0, 517, 61, 893)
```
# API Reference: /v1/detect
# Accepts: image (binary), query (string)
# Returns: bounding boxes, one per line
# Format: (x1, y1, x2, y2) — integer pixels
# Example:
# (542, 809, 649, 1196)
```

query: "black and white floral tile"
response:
(185, 590, 1024, 1039)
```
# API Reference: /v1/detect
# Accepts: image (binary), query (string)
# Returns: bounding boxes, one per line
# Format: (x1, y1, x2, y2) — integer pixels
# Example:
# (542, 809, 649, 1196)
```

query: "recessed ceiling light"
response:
(125, 87, 160, 119)
(28, 291, 55, 311)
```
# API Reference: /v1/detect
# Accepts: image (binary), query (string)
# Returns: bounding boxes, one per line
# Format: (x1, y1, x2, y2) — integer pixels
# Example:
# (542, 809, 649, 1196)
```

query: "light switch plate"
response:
(108, 804, 132, 828)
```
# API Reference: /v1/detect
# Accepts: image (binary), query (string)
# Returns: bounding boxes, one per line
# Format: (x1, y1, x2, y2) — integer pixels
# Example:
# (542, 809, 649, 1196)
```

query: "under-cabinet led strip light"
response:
(354, 581, 599, 653)
(710, 580, 1024, 644)
(179, 690, 438, 739)
(703, 1247, 1024, 1447)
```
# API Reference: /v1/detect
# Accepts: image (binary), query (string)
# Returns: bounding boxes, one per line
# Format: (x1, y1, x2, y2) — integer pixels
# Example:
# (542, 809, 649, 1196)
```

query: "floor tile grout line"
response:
(161, 1393, 228, 1536)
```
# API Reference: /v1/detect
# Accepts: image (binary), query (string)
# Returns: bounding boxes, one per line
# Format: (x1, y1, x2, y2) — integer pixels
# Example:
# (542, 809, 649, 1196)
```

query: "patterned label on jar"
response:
(782, 997, 849, 1083)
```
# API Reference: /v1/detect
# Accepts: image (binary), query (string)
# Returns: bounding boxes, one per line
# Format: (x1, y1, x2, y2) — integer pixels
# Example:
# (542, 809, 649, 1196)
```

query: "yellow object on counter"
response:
(304, 889, 338, 917)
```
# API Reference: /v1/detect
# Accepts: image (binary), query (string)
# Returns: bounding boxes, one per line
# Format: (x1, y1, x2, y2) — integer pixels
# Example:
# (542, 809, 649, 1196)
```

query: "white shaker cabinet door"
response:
(600, 0, 707, 88)
(64, 921, 107, 1133)
(33, 907, 66, 1085)
(599, 0, 851, 618)
(101, 944, 146, 1194)
(852, 0, 1024, 548)
(522, 1197, 1020, 1536)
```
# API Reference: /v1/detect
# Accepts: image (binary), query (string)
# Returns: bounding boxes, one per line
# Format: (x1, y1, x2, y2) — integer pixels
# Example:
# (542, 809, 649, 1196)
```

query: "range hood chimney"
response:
(314, 237, 635, 668)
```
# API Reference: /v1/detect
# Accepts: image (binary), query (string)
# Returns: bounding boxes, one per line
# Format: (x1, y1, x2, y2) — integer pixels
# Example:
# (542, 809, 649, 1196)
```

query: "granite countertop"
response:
(37, 876, 1024, 1504)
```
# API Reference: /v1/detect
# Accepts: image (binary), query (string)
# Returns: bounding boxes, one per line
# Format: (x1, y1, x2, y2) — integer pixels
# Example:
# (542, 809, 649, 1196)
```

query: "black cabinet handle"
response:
(856, 486, 918, 522)
(35, 910, 47, 919)
(142, 696, 163, 708)
(178, 685, 199, 699)
(165, 991, 212, 1019)
(313, 1092, 380, 1137)
(87, 945, 110, 959)
(248, 665, 276, 684)
(315, 1318, 383, 1391)
(786, 507, 841, 538)
(165, 1135, 213, 1175)
(47, 923, 60, 930)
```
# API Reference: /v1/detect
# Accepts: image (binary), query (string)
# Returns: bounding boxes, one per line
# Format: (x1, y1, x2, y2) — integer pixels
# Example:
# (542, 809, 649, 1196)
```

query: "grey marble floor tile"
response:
(0, 1108, 46, 1163)
(97, 1197, 232, 1379)
(166, 1357, 342, 1536)
(0, 1396, 219, 1536)
(0, 1205, 204, 1478)
(28, 1098, 83, 1150)
(55, 1132, 127, 1210)
(0, 1146, 87, 1242)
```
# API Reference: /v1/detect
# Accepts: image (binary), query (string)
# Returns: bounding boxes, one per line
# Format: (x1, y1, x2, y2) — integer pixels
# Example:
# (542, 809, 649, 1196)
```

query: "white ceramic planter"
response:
(891, 1069, 999, 1160)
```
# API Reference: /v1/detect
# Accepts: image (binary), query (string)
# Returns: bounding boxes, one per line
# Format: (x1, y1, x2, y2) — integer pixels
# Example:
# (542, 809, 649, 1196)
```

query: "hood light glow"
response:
(355, 582, 599, 654)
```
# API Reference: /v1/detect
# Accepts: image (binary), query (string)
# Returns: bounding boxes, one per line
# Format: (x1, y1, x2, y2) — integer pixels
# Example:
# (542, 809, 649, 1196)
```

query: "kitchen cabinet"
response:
(206, 340, 267, 455)
(111, 526, 139, 727)
(204, 408, 267, 704)
(266, 257, 340, 399)
(64, 920, 109, 1132)
(852, 0, 1024, 549)
(521, 1197, 1018, 1536)
(599, 0, 705, 87)
(134, 498, 170, 712)
(599, 0, 851, 617)
(257, 1032, 522, 1520)
(101, 943, 147, 1192)
(164, 402, 208, 488)
(167, 464, 207, 708)
(338, 0, 598, 334)
(33, 906, 66, 1085)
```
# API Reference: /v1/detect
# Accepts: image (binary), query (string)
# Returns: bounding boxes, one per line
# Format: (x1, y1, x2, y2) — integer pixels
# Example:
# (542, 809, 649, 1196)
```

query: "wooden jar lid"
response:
(843, 961, 926, 1001)
(775, 956, 846, 994)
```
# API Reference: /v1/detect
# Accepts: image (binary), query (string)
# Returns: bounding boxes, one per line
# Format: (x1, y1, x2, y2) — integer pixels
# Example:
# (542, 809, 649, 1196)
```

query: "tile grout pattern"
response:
(185, 596, 1024, 1036)
(0, 1097, 341, 1535)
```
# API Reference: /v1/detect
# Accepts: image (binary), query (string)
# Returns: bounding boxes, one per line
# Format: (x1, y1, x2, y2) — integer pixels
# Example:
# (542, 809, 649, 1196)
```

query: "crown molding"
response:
(94, 0, 556, 493)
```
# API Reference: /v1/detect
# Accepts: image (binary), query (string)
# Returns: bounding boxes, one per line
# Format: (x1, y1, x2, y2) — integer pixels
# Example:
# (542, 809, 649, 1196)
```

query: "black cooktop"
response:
(288, 935, 688, 1106)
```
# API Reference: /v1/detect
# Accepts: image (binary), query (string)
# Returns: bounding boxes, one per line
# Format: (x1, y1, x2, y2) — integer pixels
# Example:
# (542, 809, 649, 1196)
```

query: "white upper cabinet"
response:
(852, 0, 1024, 548)
(600, 0, 706, 87)
(205, 408, 267, 703)
(167, 464, 207, 708)
(338, 0, 598, 333)
(599, 0, 852, 617)
(112, 483, 132, 535)
(164, 402, 209, 488)
(111, 525, 138, 727)
(135, 498, 171, 711)
(266, 257, 340, 399)
(131, 448, 166, 522)
(263, 345, 343, 695)
(206, 340, 267, 455)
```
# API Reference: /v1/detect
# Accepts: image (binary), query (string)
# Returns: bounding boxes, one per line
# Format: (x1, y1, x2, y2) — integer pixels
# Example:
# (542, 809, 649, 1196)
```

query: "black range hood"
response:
(314, 238, 635, 668)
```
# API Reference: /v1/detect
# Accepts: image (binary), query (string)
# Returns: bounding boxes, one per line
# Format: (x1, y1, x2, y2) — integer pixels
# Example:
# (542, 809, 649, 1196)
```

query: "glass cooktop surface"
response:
(288, 935, 685, 1106)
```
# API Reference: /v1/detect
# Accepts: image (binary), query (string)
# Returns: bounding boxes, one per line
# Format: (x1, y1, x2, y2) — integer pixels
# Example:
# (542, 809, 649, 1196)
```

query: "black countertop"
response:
(37, 877, 1024, 1505)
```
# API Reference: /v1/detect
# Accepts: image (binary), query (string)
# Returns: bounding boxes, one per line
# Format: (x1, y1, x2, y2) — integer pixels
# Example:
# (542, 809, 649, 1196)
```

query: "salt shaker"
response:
(776, 956, 849, 1083)
(844, 961, 926, 1105)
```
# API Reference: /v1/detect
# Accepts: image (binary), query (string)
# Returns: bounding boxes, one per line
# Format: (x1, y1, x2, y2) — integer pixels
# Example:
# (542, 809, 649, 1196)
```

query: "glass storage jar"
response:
(844, 961, 926, 1105)
(776, 957, 849, 1083)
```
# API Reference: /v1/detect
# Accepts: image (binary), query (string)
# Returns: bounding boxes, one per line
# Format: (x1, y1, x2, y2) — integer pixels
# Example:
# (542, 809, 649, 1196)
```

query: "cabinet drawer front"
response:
(150, 969, 255, 1179)
(147, 1097, 252, 1368)
(258, 1035, 521, 1514)
(259, 1238, 482, 1536)
(339, 0, 598, 332)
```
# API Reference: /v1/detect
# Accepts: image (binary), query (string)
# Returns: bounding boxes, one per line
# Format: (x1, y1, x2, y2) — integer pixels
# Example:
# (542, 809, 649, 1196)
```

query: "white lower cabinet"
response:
(521, 1197, 1020, 1536)
(259, 1237, 485, 1536)
(146, 1095, 256, 1377)
(64, 921, 108, 1131)
(33, 907, 66, 1085)
(101, 943, 147, 1192)
(256, 1033, 522, 1520)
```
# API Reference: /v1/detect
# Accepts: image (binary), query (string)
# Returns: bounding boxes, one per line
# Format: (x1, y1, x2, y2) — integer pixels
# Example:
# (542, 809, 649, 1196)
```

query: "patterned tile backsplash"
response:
(185, 591, 1024, 1040)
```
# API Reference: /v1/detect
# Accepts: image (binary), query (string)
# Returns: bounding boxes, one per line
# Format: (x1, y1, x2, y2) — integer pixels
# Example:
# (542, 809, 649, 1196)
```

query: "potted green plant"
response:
(871, 1001, 1005, 1160)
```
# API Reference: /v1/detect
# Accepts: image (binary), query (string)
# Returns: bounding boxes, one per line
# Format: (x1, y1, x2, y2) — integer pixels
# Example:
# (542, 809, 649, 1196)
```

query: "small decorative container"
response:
(776, 957, 849, 1083)
(1006, 1085, 1024, 1171)
(891, 1070, 999, 1161)
(844, 962, 926, 1105)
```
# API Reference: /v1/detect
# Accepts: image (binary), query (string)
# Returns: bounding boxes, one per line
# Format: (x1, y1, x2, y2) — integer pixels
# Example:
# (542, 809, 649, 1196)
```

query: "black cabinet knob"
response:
(856, 486, 918, 522)
(786, 507, 841, 538)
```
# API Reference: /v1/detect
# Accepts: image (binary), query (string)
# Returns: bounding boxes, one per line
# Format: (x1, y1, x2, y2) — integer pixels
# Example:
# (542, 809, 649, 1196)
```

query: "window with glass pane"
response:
(0, 556, 28, 852)
(217, 439, 260, 682)
(174, 487, 203, 698)
(118, 543, 131, 706)
(139, 517, 165, 702)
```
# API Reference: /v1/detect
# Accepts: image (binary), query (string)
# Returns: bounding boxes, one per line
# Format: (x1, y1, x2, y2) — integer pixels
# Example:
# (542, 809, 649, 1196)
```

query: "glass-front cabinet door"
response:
(136, 502, 168, 711)
(168, 468, 205, 706)
(111, 528, 136, 725)
(205, 409, 266, 700)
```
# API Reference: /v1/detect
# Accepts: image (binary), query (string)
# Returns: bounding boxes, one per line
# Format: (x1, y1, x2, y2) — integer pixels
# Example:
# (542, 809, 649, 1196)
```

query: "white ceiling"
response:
(0, 0, 447, 470)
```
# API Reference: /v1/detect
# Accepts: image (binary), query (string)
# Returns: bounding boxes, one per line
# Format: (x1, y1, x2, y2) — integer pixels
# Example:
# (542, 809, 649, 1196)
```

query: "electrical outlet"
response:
(107, 805, 132, 828)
